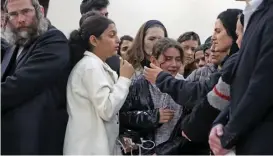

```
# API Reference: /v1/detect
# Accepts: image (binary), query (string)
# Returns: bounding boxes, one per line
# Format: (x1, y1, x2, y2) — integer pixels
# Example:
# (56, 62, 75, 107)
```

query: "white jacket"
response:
(64, 51, 131, 155)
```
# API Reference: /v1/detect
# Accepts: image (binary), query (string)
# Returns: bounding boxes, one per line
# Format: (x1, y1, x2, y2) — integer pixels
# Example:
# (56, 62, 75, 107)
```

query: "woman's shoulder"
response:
(75, 55, 103, 71)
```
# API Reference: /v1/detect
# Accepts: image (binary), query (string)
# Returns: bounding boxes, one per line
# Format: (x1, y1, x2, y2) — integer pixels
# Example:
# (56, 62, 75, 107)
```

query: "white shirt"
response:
(244, 0, 263, 31)
(64, 51, 131, 155)
(16, 47, 24, 59)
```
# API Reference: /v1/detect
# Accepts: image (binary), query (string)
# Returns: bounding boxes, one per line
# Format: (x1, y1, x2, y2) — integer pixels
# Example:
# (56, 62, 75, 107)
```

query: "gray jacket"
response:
(186, 65, 217, 82)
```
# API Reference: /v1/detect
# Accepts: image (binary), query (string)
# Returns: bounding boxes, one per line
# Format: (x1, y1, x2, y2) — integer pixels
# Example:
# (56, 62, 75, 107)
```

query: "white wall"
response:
(47, 0, 245, 43)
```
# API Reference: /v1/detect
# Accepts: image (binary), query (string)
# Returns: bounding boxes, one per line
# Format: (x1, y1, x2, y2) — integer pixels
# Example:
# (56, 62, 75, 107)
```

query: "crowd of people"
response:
(1, 0, 273, 155)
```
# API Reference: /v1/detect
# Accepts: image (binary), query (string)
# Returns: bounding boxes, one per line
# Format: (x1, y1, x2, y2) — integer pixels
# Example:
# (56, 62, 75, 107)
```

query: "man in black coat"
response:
(210, 0, 273, 154)
(80, 0, 120, 75)
(1, 0, 70, 154)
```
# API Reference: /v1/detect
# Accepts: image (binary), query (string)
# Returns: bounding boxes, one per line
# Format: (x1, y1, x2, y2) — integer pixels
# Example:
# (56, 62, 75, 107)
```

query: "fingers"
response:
(143, 66, 153, 74)
(163, 109, 175, 113)
(216, 125, 224, 136)
(150, 63, 158, 69)
(209, 128, 223, 155)
(119, 57, 124, 66)
(161, 114, 174, 122)
(123, 60, 130, 66)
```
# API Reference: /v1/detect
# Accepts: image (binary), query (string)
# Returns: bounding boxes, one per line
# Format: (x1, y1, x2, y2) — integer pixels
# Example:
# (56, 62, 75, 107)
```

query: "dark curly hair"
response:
(80, 0, 109, 15)
(152, 38, 184, 63)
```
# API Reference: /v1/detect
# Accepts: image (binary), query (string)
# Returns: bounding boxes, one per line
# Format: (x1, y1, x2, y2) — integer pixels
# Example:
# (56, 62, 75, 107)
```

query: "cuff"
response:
(220, 126, 237, 149)
(118, 76, 132, 87)
(156, 71, 171, 84)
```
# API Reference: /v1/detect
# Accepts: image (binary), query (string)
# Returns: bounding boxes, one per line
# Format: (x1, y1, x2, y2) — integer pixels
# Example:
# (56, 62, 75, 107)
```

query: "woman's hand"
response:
(144, 63, 163, 84)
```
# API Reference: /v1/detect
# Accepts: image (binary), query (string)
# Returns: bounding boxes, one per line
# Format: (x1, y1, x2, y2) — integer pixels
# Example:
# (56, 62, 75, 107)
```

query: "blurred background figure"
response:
(117, 35, 133, 59)
(177, 31, 201, 78)
(126, 20, 168, 79)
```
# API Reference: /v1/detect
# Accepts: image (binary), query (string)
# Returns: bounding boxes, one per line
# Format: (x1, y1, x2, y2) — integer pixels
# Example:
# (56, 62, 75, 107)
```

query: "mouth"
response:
(18, 27, 29, 31)
(168, 70, 178, 75)
(185, 57, 194, 63)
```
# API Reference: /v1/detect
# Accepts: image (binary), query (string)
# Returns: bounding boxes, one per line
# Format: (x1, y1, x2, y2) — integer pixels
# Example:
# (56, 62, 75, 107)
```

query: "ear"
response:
(150, 56, 158, 65)
(89, 35, 98, 47)
(40, 6, 45, 17)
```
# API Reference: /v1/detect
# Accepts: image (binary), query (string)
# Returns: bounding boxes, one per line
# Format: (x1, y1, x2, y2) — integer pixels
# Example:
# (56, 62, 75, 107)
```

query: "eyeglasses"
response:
(6, 8, 35, 20)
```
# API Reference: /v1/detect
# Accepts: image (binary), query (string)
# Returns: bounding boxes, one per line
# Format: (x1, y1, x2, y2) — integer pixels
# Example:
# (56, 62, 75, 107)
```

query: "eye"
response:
(165, 56, 172, 60)
(21, 8, 31, 15)
(182, 46, 189, 50)
(122, 47, 128, 51)
(176, 58, 181, 62)
(109, 32, 116, 37)
(8, 11, 18, 18)
(148, 37, 156, 41)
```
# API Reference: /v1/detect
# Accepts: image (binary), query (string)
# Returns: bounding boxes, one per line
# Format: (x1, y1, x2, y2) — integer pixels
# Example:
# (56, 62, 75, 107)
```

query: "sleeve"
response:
(220, 19, 273, 149)
(119, 81, 161, 130)
(155, 71, 221, 106)
(213, 105, 230, 126)
(83, 68, 131, 121)
(182, 98, 220, 142)
(1, 30, 70, 112)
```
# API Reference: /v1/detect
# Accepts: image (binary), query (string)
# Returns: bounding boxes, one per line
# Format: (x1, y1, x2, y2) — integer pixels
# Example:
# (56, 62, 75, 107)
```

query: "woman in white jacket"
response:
(64, 12, 135, 155)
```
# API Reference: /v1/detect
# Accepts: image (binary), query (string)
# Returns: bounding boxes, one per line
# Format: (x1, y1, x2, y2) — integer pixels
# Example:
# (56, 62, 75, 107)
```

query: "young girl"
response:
(120, 38, 185, 155)
(126, 20, 168, 79)
(64, 12, 135, 155)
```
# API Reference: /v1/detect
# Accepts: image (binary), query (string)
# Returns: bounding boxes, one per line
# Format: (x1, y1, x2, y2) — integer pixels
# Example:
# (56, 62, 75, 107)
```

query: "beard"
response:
(3, 13, 49, 46)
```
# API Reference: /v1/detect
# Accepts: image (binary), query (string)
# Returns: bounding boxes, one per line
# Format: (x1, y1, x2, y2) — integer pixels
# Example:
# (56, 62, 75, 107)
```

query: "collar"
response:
(84, 51, 114, 73)
(243, 0, 263, 31)
(244, 0, 263, 13)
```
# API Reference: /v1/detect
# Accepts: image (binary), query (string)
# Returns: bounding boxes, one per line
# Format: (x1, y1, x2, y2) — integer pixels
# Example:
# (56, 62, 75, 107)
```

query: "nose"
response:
(198, 59, 206, 67)
(170, 59, 179, 67)
(186, 49, 194, 58)
(210, 44, 216, 52)
(211, 33, 216, 42)
(17, 14, 26, 26)
(17, 13, 26, 22)
(116, 36, 120, 44)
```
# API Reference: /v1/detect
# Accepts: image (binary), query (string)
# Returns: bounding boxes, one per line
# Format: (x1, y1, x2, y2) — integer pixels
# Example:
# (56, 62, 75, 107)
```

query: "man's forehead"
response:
(7, 0, 33, 11)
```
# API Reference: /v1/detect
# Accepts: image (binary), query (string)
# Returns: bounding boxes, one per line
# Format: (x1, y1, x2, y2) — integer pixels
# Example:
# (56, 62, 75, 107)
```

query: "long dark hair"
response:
(69, 11, 114, 66)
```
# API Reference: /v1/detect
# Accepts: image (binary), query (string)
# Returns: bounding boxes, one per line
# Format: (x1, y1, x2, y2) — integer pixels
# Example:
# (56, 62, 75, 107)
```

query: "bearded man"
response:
(1, 0, 70, 154)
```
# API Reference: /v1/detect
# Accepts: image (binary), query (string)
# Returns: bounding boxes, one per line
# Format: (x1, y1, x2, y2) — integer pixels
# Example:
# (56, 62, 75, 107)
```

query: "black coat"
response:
(182, 52, 239, 143)
(119, 75, 191, 155)
(1, 38, 10, 62)
(1, 26, 70, 154)
(215, 1, 273, 154)
(119, 75, 161, 155)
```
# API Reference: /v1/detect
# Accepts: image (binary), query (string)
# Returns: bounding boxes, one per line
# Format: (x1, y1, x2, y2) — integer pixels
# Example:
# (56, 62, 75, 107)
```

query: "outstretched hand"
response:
(144, 63, 163, 84)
